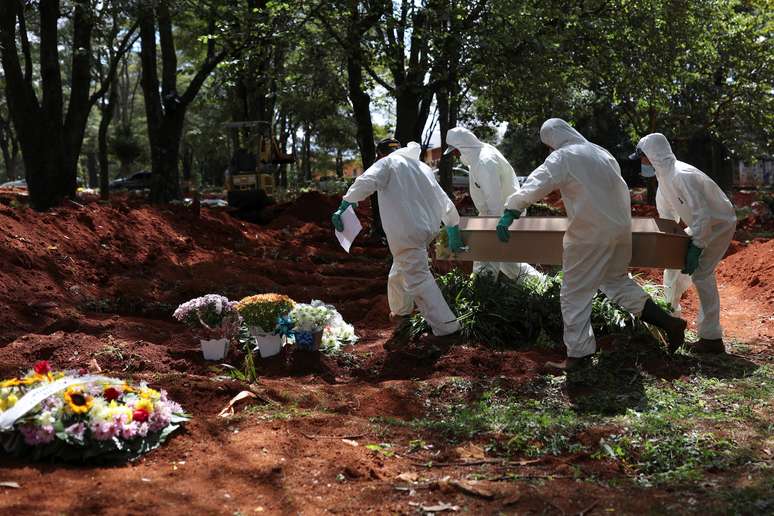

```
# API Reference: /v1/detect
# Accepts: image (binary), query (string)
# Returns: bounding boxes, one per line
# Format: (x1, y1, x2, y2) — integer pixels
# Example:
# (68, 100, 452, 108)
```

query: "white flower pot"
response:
(200, 338, 229, 361)
(249, 327, 284, 358)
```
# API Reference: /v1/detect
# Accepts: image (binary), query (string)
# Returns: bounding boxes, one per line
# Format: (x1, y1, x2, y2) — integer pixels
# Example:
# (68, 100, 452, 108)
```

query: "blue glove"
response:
(446, 225, 464, 252)
(496, 210, 521, 242)
(332, 200, 356, 231)
(682, 241, 703, 275)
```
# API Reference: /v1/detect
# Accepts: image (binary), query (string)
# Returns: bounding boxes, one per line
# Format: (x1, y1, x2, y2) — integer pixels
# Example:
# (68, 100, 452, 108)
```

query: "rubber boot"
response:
(640, 298, 687, 353)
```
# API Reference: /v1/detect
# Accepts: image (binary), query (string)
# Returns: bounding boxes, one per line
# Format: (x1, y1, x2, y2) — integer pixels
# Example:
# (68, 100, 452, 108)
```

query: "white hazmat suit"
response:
(445, 128, 543, 282)
(342, 152, 460, 336)
(656, 187, 692, 315)
(637, 133, 736, 340)
(505, 118, 650, 358)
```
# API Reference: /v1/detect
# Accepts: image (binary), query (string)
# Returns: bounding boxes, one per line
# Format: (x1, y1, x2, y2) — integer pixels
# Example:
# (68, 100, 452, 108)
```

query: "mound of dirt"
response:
(0, 193, 390, 349)
(716, 238, 774, 311)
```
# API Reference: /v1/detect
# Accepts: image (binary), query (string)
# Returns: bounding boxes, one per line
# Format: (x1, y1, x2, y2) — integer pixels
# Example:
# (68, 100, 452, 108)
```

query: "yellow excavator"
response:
(223, 121, 294, 210)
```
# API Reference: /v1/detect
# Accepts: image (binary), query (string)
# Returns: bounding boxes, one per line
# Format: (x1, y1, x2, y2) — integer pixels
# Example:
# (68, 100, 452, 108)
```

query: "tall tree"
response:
(137, 0, 252, 203)
(0, 95, 20, 181)
(0, 0, 136, 210)
(316, 1, 384, 235)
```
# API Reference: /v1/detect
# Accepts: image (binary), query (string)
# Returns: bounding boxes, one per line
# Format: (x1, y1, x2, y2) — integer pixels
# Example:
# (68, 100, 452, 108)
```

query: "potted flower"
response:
(287, 301, 335, 351)
(236, 294, 295, 358)
(173, 294, 241, 360)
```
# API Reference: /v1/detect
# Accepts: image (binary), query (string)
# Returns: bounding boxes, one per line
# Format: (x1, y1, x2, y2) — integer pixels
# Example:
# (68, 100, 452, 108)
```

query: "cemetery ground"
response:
(0, 190, 771, 515)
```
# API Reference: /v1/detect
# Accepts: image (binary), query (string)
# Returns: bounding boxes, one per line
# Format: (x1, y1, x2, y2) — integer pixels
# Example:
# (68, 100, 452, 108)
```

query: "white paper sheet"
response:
(335, 206, 362, 253)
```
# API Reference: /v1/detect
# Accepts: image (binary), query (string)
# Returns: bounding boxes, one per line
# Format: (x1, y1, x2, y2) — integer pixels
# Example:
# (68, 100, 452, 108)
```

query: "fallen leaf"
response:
(420, 501, 460, 512)
(454, 443, 486, 460)
(341, 439, 359, 447)
(0, 482, 20, 489)
(396, 472, 419, 482)
(448, 480, 494, 500)
(218, 390, 258, 417)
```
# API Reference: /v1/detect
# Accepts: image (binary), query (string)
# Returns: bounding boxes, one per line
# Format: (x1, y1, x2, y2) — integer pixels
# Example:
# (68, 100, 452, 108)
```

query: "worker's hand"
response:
(496, 210, 521, 243)
(681, 241, 703, 275)
(332, 200, 356, 232)
(446, 225, 464, 253)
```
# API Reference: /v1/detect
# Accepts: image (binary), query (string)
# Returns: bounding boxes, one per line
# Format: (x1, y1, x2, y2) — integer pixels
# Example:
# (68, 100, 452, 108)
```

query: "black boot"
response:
(544, 354, 593, 374)
(640, 298, 687, 353)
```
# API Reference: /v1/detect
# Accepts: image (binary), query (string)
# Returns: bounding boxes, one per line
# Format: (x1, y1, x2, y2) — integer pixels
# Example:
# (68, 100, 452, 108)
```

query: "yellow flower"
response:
(106, 400, 133, 421)
(0, 378, 21, 388)
(140, 388, 160, 400)
(134, 398, 154, 415)
(0, 393, 18, 412)
(64, 387, 93, 415)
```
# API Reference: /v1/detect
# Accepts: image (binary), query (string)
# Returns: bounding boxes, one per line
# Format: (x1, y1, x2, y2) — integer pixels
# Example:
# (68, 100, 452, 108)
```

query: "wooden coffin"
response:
(441, 217, 689, 269)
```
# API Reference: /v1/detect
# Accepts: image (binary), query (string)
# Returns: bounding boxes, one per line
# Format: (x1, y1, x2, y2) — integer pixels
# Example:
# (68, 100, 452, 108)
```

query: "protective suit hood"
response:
(392, 141, 422, 161)
(540, 118, 586, 150)
(446, 128, 483, 166)
(637, 133, 676, 178)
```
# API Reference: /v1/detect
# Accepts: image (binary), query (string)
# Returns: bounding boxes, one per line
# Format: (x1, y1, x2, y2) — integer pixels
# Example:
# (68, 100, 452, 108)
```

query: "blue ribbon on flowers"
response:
(274, 316, 295, 337)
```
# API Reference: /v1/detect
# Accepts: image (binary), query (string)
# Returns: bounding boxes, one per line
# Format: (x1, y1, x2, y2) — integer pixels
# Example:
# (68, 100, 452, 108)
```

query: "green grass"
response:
(384, 347, 773, 486)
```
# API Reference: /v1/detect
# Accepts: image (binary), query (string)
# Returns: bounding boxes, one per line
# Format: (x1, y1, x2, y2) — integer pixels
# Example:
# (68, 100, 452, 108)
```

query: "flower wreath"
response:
(0, 361, 190, 462)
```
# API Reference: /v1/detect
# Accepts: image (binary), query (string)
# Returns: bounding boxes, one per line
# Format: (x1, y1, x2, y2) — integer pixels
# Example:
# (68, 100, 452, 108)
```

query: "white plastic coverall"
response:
(656, 187, 692, 315)
(638, 133, 736, 340)
(505, 118, 649, 358)
(342, 152, 461, 336)
(445, 128, 543, 282)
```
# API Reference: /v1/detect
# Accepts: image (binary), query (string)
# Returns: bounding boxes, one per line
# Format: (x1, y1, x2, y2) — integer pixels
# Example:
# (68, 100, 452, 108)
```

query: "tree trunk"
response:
(335, 148, 343, 178)
(437, 84, 453, 194)
(98, 79, 117, 200)
(346, 48, 382, 236)
(87, 151, 98, 189)
(181, 143, 194, 183)
(0, 1, 101, 210)
(139, 0, 231, 204)
(0, 115, 19, 180)
(0, 127, 18, 181)
(302, 126, 311, 181)
(434, 2, 460, 196)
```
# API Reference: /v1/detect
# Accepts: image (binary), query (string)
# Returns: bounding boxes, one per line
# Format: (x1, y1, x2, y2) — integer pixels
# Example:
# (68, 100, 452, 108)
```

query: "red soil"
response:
(0, 191, 770, 514)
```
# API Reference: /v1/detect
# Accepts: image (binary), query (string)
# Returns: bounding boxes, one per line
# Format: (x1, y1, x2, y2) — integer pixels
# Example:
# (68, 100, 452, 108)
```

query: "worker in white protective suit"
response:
(634, 133, 736, 353)
(497, 119, 687, 371)
(655, 186, 692, 316)
(332, 138, 462, 337)
(444, 128, 543, 282)
(386, 141, 461, 319)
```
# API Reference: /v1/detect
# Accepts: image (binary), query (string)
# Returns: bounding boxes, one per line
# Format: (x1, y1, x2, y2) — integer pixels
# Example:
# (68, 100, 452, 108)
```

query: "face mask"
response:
(641, 164, 655, 176)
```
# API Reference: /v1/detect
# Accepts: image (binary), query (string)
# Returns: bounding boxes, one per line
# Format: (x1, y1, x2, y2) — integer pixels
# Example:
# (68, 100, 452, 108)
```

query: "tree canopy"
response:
(0, 0, 770, 208)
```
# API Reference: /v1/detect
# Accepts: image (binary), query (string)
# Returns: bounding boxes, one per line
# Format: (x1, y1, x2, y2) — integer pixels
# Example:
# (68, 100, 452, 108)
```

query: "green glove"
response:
(682, 241, 703, 275)
(332, 200, 356, 232)
(446, 225, 464, 252)
(496, 209, 521, 243)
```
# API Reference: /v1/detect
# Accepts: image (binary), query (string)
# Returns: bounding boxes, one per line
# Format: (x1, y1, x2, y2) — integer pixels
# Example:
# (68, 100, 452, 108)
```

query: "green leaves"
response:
(398, 269, 661, 348)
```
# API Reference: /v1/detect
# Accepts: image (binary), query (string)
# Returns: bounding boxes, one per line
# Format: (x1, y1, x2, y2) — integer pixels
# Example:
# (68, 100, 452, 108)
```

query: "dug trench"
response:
(0, 192, 772, 514)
